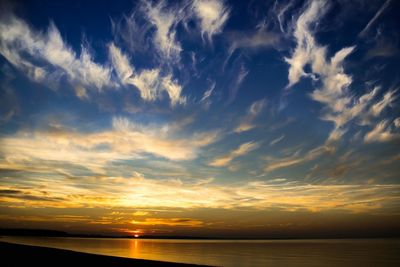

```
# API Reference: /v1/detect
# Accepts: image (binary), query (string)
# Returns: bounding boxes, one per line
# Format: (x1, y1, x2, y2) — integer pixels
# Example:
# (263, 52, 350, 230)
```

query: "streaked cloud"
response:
(1, 176, 399, 214)
(227, 64, 249, 105)
(234, 98, 266, 133)
(358, 0, 392, 38)
(141, 0, 182, 61)
(109, 43, 186, 106)
(0, 117, 219, 177)
(264, 145, 335, 172)
(269, 134, 285, 146)
(227, 26, 281, 63)
(209, 141, 261, 167)
(364, 119, 400, 143)
(132, 217, 204, 227)
(200, 81, 215, 110)
(0, 15, 112, 93)
(285, 0, 398, 143)
(366, 36, 399, 59)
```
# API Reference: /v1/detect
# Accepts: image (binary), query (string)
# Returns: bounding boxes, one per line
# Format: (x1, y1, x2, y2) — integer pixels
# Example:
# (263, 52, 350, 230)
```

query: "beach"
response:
(0, 241, 209, 267)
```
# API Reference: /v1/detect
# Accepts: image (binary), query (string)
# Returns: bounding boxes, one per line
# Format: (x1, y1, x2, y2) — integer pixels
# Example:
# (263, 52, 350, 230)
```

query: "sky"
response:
(0, 0, 399, 238)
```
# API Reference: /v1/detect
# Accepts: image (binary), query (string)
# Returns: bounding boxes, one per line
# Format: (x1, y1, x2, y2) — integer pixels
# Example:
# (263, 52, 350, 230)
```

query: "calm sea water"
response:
(1, 236, 400, 266)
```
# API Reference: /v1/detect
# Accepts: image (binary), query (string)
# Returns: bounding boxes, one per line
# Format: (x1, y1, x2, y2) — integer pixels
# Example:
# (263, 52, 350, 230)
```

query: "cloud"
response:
(358, 88, 398, 125)
(249, 98, 267, 116)
(358, 0, 392, 38)
(370, 89, 397, 117)
(209, 141, 261, 167)
(234, 98, 266, 133)
(366, 36, 399, 59)
(111, 11, 152, 54)
(227, 28, 281, 59)
(141, 0, 182, 61)
(112, 0, 230, 60)
(108, 42, 134, 84)
(0, 15, 112, 93)
(285, 0, 398, 143)
(285, 0, 329, 87)
(1, 176, 399, 214)
(364, 119, 400, 143)
(74, 85, 89, 100)
(264, 145, 335, 172)
(132, 217, 204, 227)
(161, 74, 186, 106)
(108, 43, 186, 106)
(227, 64, 249, 105)
(270, 134, 285, 146)
(0, 9, 186, 106)
(200, 81, 215, 110)
(0, 188, 65, 203)
(0, 84, 19, 123)
(394, 118, 400, 128)
(192, 0, 230, 42)
(273, 0, 295, 35)
(0, 117, 219, 177)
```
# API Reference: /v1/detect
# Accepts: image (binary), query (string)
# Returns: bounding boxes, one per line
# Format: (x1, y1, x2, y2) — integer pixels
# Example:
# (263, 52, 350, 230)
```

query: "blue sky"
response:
(0, 0, 399, 237)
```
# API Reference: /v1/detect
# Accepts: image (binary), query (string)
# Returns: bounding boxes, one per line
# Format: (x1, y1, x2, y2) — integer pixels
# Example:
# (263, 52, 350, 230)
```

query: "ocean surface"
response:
(1, 236, 400, 266)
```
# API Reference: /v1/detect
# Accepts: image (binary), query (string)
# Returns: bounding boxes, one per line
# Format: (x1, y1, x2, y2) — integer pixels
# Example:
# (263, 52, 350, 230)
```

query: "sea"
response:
(1, 236, 400, 266)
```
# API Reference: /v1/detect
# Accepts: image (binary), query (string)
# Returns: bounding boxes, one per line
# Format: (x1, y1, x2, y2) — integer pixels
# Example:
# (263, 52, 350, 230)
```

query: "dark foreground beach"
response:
(0, 241, 210, 267)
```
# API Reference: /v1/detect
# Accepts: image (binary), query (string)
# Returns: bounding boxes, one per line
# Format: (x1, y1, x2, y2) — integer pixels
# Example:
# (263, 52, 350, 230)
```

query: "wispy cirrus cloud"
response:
(0, 15, 112, 92)
(0, 10, 188, 106)
(364, 119, 400, 143)
(269, 134, 285, 146)
(227, 25, 281, 62)
(1, 175, 399, 214)
(141, 0, 183, 62)
(358, 0, 392, 38)
(234, 98, 267, 133)
(209, 141, 261, 167)
(285, 0, 398, 143)
(0, 116, 219, 177)
(226, 63, 249, 105)
(192, 0, 230, 43)
(131, 217, 204, 227)
(264, 144, 335, 172)
(108, 43, 186, 106)
(200, 81, 215, 110)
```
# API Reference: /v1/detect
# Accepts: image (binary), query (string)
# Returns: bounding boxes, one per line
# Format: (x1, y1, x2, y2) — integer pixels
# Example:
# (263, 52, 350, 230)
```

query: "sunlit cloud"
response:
(209, 141, 261, 167)
(1, 175, 399, 214)
(131, 218, 204, 227)
(192, 0, 230, 42)
(141, 0, 183, 61)
(234, 98, 266, 133)
(264, 145, 335, 172)
(0, 15, 112, 92)
(285, 0, 398, 144)
(364, 119, 400, 143)
(108, 43, 186, 106)
(0, 117, 219, 177)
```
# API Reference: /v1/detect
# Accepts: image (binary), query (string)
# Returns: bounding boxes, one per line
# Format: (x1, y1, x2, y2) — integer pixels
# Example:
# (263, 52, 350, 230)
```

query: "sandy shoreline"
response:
(0, 241, 210, 267)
